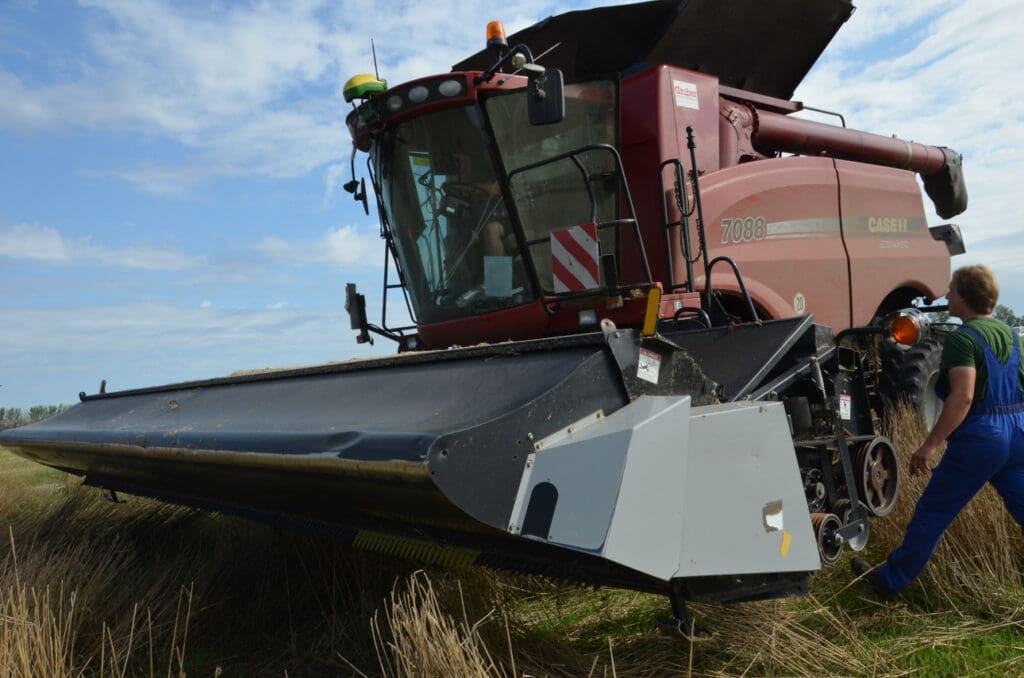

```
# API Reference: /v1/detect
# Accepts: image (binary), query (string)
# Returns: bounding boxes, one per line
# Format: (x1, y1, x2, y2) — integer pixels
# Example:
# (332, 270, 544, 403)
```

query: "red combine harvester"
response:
(0, 0, 966, 637)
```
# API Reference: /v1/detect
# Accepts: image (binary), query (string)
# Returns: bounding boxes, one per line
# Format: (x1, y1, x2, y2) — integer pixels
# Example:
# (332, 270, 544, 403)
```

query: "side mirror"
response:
(527, 68, 564, 126)
(345, 283, 373, 345)
(344, 177, 369, 215)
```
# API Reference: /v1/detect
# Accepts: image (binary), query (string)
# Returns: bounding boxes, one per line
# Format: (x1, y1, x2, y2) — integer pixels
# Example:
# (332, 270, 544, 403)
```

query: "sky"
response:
(1, 0, 1022, 409)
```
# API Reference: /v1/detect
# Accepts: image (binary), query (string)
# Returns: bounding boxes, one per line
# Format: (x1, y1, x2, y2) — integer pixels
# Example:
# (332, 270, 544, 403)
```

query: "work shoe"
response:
(850, 557, 898, 602)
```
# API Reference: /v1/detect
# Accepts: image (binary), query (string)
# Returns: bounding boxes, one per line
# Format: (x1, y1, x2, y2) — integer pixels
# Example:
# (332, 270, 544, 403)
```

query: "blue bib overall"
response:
(878, 326, 1024, 593)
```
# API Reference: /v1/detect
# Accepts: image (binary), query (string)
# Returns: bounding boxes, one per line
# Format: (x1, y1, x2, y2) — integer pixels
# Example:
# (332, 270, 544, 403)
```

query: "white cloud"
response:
(0, 302, 335, 355)
(0, 223, 69, 261)
(0, 223, 199, 270)
(0, 0, 570, 194)
(0, 0, 343, 188)
(253, 225, 381, 267)
(0, 300, 389, 406)
(94, 165, 211, 197)
(795, 0, 1024, 284)
(323, 162, 347, 208)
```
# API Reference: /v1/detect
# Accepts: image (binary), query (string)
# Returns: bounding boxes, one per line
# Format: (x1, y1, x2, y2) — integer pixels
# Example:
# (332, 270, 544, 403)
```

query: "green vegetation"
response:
(1, 403, 1022, 676)
(0, 405, 69, 431)
(993, 304, 1024, 328)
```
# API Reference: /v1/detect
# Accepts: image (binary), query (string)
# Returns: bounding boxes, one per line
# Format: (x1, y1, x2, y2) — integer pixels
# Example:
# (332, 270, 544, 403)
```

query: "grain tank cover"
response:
(453, 0, 855, 100)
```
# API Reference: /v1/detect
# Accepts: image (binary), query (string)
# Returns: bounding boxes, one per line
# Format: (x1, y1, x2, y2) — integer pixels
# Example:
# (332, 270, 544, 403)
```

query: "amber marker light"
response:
(891, 313, 922, 346)
(487, 21, 507, 49)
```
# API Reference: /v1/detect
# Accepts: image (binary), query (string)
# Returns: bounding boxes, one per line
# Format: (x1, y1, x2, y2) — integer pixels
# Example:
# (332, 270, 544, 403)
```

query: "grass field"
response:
(2, 404, 1023, 676)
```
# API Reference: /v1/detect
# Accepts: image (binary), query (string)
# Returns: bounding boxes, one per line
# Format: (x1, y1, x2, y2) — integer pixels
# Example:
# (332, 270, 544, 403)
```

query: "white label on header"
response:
(673, 80, 699, 110)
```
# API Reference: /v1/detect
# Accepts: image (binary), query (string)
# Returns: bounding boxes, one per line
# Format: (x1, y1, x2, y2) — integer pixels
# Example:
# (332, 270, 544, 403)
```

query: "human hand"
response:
(910, 444, 937, 477)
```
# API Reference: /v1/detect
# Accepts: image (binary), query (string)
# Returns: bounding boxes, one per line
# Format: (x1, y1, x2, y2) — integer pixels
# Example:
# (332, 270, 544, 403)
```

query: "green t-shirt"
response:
(941, 317, 1024, 402)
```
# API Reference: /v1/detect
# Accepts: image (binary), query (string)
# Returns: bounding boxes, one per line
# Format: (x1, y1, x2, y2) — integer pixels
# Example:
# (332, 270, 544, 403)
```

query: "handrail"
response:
(505, 144, 653, 309)
(706, 256, 760, 322)
(658, 158, 697, 292)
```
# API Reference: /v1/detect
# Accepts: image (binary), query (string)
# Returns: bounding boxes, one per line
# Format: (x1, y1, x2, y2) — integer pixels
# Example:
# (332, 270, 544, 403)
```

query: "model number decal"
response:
(720, 217, 766, 244)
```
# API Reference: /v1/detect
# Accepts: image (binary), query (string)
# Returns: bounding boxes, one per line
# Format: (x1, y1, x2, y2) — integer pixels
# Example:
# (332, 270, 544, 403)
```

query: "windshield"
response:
(374, 105, 531, 324)
(485, 81, 618, 292)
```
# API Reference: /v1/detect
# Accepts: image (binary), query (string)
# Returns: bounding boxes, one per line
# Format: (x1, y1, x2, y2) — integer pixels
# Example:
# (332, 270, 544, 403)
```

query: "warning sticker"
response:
(839, 394, 852, 420)
(672, 80, 699, 110)
(637, 348, 662, 384)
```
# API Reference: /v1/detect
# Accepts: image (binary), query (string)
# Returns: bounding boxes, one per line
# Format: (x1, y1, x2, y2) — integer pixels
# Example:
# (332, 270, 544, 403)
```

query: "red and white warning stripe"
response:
(551, 223, 600, 293)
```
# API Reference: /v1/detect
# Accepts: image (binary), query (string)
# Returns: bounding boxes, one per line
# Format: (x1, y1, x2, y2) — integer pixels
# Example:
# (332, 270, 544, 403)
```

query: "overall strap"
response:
(957, 324, 1024, 415)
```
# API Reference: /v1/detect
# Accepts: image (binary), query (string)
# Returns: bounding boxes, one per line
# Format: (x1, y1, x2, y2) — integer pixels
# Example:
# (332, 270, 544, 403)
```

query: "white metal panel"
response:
(675, 401, 820, 577)
(601, 395, 692, 579)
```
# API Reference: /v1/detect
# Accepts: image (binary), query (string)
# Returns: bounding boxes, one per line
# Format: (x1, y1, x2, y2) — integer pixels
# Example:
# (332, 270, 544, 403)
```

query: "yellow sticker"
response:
(780, 530, 792, 558)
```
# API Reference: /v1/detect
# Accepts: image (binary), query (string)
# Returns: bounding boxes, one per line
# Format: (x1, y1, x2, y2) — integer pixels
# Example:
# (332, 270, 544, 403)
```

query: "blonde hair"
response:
(952, 264, 999, 314)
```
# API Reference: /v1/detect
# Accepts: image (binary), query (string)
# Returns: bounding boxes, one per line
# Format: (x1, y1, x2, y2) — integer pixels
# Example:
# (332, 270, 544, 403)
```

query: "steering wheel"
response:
(441, 181, 494, 202)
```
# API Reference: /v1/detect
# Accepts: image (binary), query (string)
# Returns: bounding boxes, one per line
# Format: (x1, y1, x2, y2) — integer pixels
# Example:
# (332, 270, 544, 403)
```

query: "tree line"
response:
(993, 304, 1024, 327)
(0, 405, 69, 431)
(928, 303, 1022, 327)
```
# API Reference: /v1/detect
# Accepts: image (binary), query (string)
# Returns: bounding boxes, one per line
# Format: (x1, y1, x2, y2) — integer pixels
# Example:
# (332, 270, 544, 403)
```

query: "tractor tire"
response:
(879, 335, 944, 430)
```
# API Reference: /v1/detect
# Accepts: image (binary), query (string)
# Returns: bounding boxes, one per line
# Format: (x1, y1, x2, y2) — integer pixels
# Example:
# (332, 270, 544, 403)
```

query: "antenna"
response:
(371, 39, 380, 80)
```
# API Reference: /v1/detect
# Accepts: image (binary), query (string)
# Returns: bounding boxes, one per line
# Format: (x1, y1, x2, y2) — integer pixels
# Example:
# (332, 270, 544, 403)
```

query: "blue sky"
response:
(2, 0, 1022, 408)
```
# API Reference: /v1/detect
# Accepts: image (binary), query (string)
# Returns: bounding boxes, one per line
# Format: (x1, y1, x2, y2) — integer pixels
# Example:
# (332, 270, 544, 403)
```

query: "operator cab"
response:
(352, 76, 620, 323)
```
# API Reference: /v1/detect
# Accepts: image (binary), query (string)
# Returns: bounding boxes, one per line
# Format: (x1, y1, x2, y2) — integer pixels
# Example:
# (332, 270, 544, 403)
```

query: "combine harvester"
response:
(1, 0, 967, 637)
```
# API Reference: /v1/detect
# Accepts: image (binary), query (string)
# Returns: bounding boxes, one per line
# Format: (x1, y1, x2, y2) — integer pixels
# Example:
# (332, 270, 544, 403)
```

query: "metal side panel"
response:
(675, 401, 819, 577)
(602, 396, 691, 579)
(509, 395, 691, 581)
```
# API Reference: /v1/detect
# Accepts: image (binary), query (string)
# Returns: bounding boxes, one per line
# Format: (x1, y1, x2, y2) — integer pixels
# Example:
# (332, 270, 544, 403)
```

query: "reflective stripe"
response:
(551, 223, 600, 292)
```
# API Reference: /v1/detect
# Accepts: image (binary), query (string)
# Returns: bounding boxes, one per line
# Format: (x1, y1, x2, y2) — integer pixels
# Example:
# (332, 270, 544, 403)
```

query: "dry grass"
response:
(875, 401, 1024, 614)
(2, 401, 1024, 676)
(353, 571, 512, 677)
(0, 476, 196, 677)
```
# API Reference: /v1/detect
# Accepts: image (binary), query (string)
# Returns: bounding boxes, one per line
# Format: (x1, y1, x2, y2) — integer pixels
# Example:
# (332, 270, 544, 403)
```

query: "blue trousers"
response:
(877, 411, 1024, 593)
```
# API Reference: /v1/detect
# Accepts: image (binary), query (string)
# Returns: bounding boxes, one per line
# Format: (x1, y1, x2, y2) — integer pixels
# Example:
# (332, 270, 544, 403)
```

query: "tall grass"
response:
(876, 402, 1024, 614)
(2, 401, 1023, 676)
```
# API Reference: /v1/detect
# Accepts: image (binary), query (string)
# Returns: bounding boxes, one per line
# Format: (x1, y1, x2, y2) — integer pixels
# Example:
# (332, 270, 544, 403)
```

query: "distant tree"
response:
(28, 404, 66, 422)
(993, 304, 1023, 326)
(0, 404, 68, 431)
(0, 407, 27, 431)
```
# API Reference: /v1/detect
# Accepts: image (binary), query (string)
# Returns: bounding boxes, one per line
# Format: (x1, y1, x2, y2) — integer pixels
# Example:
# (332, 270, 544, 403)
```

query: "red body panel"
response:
(620, 67, 720, 287)
(616, 64, 952, 333)
(835, 160, 950, 324)
(417, 299, 551, 348)
(695, 157, 851, 330)
(416, 295, 654, 348)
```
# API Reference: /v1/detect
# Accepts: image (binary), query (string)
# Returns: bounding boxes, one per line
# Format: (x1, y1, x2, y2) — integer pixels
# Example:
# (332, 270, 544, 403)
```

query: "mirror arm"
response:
(474, 44, 538, 84)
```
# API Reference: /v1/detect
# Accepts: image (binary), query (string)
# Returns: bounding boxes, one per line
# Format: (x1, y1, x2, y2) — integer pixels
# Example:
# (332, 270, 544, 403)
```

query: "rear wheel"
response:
(879, 335, 944, 429)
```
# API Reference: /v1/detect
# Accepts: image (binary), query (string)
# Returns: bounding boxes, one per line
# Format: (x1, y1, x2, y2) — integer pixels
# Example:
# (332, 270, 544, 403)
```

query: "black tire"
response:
(879, 335, 944, 429)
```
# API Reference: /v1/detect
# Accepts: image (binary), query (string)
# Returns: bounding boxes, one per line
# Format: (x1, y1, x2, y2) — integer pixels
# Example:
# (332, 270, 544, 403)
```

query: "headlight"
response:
(408, 85, 429, 103)
(438, 79, 463, 97)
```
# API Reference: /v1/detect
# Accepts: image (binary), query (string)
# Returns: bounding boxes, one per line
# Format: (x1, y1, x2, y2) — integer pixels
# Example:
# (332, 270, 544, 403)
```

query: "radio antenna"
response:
(371, 39, 380, 79)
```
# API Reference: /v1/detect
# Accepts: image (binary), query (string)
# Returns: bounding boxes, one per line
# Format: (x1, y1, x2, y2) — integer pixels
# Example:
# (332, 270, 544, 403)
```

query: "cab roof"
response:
(452, 0, 855, 100)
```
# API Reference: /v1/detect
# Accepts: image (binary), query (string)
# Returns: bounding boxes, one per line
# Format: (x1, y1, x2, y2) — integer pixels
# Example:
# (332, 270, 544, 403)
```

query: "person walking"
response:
(852, 264, 1024, 599)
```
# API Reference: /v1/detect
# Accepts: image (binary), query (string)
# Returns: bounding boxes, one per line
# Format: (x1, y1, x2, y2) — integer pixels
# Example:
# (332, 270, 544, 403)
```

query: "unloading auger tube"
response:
(0, 315, 885, 639)
(735, 104, 967, 219)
